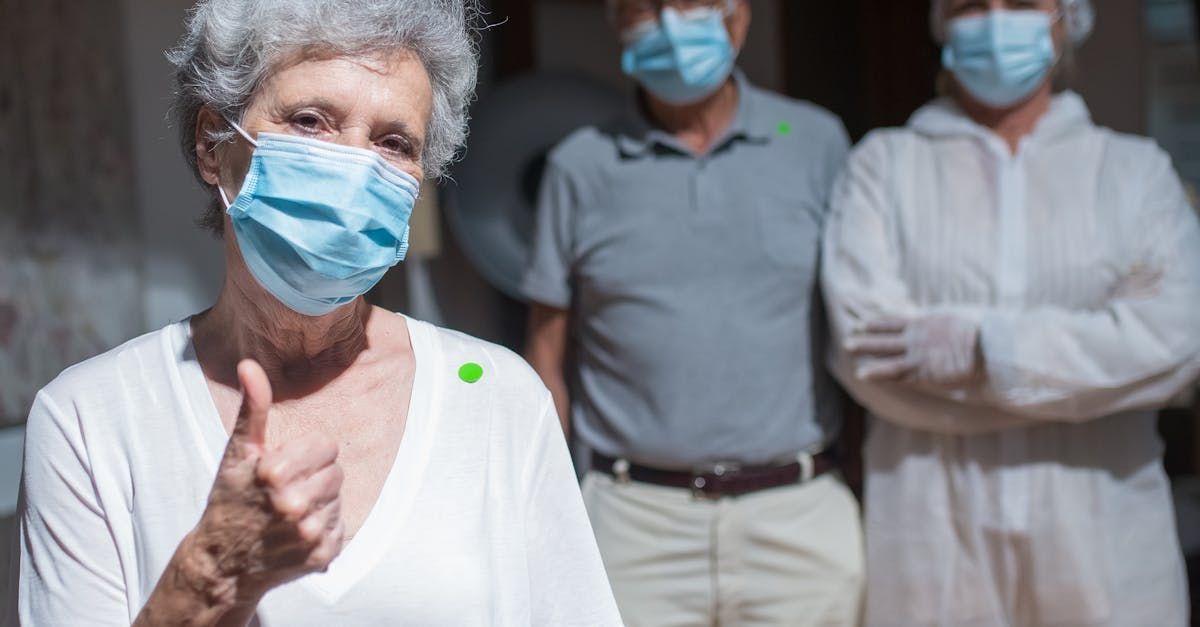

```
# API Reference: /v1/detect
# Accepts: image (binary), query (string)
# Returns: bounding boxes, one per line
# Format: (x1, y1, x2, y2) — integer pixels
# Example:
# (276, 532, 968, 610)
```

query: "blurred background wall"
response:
(2, 0, 1199, 611)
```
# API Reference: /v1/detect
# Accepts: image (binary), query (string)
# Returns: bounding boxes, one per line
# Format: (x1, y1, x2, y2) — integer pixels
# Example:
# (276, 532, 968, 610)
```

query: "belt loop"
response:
(797, 451, 814, 483)
(612, 458, 632, 484)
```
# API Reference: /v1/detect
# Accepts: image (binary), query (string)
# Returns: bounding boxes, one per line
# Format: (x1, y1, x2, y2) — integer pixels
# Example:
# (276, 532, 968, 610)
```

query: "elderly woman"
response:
(822, 0, 1200, 625)
(9, 1, 621, 625)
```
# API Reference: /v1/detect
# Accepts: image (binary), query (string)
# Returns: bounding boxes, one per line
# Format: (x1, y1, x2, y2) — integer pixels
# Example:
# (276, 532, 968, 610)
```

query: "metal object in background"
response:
(444, 71, 626, 300)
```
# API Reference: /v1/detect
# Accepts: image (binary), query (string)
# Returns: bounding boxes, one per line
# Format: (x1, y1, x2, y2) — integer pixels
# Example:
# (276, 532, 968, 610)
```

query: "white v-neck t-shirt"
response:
(11, 315, 622, 626)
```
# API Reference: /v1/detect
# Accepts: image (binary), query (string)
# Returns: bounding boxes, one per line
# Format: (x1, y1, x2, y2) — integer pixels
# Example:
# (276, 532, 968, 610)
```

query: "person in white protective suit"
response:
(821, 0, 1200, 625)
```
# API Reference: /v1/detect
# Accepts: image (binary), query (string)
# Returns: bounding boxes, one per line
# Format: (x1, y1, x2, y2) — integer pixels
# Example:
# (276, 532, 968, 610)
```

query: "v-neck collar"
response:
(172, 313, 441, 604)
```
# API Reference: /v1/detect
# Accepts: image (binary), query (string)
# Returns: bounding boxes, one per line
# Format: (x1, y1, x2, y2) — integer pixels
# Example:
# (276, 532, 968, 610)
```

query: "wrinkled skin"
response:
(194, 360, 346, 601)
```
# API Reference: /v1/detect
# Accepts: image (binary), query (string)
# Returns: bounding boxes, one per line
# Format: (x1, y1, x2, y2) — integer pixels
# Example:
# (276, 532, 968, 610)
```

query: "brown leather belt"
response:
(592, 450, 835, 499)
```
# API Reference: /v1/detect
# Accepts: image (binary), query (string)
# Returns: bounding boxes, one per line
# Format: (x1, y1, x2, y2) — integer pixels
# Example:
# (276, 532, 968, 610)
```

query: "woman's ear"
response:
(195, 106, 225, 187)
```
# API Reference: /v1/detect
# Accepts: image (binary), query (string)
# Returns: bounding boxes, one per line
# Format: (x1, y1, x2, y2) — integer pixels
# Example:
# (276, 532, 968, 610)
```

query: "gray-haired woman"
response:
(8, 1, 621, 625)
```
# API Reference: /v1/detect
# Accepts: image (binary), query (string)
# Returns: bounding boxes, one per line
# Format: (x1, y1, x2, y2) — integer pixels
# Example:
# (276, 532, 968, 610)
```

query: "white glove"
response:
(846, 314, 980, 384)
(1109, 263, 1164, 300)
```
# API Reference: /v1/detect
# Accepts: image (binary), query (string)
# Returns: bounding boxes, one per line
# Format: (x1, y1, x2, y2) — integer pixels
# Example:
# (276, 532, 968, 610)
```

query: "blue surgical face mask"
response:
(218, 122, 417, 317)
(620, 7, 736, 105)
(942, 10, 1058, 108)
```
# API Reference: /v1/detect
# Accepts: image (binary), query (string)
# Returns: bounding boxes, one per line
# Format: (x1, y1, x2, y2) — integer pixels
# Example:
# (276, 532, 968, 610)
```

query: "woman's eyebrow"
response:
(276, 96, 345, 115)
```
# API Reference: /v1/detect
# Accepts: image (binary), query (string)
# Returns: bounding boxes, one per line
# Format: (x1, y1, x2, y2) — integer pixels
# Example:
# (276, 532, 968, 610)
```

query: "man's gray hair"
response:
(167, 0, 479, 232)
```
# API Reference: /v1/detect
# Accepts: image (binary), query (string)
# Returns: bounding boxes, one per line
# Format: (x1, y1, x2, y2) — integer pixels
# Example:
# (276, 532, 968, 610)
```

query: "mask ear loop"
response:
(218, 185, 234, 210)
(224, 116, 259, 147)
(216, 116, 258, 210)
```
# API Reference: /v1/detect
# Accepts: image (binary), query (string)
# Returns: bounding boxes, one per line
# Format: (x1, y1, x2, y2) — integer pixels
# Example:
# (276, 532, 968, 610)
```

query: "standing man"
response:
(521, 1, 863, 624)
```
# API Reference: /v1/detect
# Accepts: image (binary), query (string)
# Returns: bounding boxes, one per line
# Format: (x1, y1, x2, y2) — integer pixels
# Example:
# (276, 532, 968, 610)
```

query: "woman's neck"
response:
(643, 78, 739, 155)
(194, 257, 371, 392)
(957, 83, 1053, 155)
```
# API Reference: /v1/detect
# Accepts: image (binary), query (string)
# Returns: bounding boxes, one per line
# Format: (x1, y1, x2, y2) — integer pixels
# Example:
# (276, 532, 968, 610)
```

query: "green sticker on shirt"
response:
(458, 362, 484, 384)
(777, 121, 793, 136)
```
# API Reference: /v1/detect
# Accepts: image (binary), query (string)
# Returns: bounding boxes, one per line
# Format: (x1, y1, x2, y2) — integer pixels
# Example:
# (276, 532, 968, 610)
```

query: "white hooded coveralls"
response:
(822, 92, 1200, 627)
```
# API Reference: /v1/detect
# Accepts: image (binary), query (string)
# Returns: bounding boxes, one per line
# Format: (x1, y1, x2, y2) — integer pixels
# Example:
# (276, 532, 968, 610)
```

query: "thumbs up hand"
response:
(190, 359, 346, 606)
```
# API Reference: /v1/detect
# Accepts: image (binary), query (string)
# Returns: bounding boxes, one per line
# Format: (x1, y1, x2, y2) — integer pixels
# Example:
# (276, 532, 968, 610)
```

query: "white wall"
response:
(3, 0, 222, 597)
(121, 0, 225, 329)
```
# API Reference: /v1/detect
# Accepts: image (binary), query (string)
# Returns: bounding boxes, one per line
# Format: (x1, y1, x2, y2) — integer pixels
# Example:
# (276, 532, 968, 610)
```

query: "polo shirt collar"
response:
(616, 69, 772, 158)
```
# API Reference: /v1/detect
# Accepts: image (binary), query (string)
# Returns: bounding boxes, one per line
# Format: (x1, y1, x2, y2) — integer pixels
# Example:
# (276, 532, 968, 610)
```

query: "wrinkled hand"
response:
(191, 360, 345, 604)
(846, 314, 980, 384)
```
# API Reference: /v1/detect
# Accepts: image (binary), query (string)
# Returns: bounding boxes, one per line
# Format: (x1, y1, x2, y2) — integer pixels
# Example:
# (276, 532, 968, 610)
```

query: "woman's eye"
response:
(379, 136, 413, 157)
(291, 113, 323, 131)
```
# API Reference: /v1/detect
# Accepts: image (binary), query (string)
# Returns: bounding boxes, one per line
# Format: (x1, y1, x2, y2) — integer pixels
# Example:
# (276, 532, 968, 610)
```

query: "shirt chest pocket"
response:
(755, 199, 822, 270)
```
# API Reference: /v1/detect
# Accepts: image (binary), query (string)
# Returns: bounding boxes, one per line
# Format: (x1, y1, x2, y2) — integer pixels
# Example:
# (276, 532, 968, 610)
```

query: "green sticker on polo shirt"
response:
(777, 121, 793, 136)
(458, 362, 484, 384)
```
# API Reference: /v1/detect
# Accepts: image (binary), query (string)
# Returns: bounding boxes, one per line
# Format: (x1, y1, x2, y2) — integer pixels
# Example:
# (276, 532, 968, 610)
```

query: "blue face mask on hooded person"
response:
(942, 9, 1058, 108)
(218, 120, 417, 317)
(620, 6, 736, 105)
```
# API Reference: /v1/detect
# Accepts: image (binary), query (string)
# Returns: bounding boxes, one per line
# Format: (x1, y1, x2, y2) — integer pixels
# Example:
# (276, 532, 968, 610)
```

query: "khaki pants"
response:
(582, 471, 864, 627)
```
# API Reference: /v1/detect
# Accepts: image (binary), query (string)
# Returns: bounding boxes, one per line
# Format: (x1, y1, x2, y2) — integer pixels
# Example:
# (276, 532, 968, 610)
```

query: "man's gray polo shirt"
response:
(521, 74, 849, 470)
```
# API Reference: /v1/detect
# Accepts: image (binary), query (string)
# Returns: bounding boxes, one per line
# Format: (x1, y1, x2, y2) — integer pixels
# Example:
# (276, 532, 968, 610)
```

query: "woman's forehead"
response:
(266, 49, 427, 90)
(255, 51, 432, 125)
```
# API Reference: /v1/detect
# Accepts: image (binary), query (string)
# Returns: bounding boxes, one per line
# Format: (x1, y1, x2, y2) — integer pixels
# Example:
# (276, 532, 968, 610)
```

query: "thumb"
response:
(233, 359, 272, 449)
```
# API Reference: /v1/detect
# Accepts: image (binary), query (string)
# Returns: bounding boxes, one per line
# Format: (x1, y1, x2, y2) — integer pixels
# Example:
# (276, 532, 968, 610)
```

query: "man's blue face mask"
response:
(218, 121, 417, 317)
(942, 10, 1059, 108)
(620, 6, 736, 105)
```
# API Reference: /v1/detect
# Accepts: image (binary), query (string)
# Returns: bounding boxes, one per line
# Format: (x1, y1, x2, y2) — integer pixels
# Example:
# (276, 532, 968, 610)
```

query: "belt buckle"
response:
(797, 451, 815, 483)
(690, 461, 740, 499)
(611, 458, 632, 485)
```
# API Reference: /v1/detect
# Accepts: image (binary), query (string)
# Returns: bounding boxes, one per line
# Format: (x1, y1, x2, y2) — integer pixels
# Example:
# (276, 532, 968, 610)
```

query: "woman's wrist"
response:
(133, 531, 259, 626)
